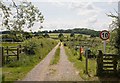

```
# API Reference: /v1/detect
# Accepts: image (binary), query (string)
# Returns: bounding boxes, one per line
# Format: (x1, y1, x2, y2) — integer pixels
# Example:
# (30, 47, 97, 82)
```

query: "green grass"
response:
(1, 42, 22, 47)
(65, 47, 97, 80)
(50, 46, 60, 65)
(2, 38, 58, 81)
(3, 67, 32, 81)
(49, 33, 88, 39)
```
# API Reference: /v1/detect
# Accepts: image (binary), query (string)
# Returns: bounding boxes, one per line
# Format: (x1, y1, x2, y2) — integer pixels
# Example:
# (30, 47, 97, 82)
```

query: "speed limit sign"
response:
(100, 30, 110, 40)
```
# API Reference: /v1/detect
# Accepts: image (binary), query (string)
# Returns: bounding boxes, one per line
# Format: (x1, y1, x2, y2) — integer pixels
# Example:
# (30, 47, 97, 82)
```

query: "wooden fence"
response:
(97, 50, 118, 76)
(1, 45, 24, 66)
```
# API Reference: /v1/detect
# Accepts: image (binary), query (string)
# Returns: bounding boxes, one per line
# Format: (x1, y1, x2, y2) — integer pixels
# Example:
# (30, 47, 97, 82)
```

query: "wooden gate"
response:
(97, 50, 118, 76)
(1, 45, 24, 66)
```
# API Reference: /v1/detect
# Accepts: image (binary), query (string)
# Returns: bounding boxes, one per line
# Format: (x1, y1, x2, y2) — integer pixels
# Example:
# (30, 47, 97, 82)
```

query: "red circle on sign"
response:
(100, 30, 110, 40)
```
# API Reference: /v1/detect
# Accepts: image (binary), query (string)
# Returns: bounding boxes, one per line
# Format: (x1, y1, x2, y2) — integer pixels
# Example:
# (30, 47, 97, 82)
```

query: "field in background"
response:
(1, 42, 22, 47)
(49, 33, 90, 39)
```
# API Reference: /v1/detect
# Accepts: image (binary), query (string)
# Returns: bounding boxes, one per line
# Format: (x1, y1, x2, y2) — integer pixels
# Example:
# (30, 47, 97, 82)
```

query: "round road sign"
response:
(100, 30, 110, 40)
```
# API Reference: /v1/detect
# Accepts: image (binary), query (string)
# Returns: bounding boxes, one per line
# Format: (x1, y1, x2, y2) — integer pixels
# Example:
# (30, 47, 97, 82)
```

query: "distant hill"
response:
(48, 28, 100, 37)
(1, 28, 100, 37)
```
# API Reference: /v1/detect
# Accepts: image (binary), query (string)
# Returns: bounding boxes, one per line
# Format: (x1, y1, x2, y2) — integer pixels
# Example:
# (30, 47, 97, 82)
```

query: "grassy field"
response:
(50, 45, 60, 65)
(1, 42, 22, 47)
(2, 38, 58, 81)
(49, 33, 89, 39)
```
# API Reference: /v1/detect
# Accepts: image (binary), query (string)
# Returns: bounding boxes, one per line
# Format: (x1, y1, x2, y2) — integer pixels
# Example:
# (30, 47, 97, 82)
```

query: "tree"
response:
(108, 10, 120, 74)
(76, 34, 83, 41)
(90, 34, 96, 38)
(58, 33, 64, 38)
(58, 33, 64, 42)
(23, 32, 33, 39)
(0, 1, 44, 32)
(70, 32, 75, 37)
(108, 12, 120, 51)
(43, 33, 50, 38)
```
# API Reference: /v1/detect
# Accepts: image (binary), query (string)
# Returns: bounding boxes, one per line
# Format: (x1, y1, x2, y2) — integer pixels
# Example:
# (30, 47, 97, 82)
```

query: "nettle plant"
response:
(0, 0, 44, 32)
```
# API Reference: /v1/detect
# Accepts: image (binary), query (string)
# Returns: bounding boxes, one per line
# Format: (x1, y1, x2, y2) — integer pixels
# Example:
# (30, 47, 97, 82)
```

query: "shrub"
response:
(70, 32, 75, 37)
(43, 33, 50, 38)
(64, 43, 67, 46)
(23, 38, 39, 55)
(23, 37, 58, 55)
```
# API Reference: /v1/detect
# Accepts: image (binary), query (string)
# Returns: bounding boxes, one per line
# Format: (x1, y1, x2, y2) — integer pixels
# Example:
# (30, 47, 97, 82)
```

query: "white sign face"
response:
(100, 30, 110, 40)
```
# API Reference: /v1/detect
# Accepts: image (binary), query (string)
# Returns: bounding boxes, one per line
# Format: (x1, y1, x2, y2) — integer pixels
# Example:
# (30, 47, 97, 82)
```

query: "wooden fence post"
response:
(97, 50, 103, 76)
(17, 47, 19, 60)
(19, 45, 21, 53)
(6, 46, 9, 63)
(0, 47, 4, 67)
(113, 55, 117, 74)
(2, 47, 4, 66)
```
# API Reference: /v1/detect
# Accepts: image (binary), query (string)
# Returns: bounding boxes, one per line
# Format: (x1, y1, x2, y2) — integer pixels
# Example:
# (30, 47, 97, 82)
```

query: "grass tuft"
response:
(50, 46, 60, 65)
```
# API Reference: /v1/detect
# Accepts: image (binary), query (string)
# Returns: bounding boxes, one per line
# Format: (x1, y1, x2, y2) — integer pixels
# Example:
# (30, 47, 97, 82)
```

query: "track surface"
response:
(23, 43, 83, 81)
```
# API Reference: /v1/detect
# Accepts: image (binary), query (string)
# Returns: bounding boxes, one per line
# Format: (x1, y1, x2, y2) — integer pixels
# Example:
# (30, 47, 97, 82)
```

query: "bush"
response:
(23, 38, 39, 55)
(70, 32, 75, 37)
(43, 33, 50, 38)
(58, 33, 64, 38)
(2, 34, 24, 42)
(64, 43, 67, 46)
(23, 37, 57, 55)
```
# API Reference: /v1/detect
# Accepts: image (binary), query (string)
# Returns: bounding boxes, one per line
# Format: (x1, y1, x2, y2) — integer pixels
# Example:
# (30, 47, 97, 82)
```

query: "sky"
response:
(0, 0, 119, 32)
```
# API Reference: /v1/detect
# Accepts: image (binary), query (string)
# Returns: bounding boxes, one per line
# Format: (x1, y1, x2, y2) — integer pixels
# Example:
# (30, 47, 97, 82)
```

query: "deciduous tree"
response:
(0, 0, 44, 32)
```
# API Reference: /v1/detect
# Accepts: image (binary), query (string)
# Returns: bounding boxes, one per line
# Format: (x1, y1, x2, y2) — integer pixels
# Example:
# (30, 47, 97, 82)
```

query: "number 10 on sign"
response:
(100, 30, 110, 54)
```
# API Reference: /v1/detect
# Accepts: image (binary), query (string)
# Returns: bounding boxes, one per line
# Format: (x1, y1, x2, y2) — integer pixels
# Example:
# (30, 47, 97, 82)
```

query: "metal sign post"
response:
(100, 30, 110, 54)
(104, 40, 106, 54)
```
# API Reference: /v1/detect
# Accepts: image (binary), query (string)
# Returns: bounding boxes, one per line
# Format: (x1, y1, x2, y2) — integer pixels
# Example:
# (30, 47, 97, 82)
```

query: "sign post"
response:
(85, 47, 91, 74)
(86, 48, 88, 74)
(100, 30, 110, 54)
(104, 40, 106, 54)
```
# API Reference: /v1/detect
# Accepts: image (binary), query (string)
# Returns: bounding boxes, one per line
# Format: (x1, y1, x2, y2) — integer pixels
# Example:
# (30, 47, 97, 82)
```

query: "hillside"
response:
(1, 28, 100, 37)
(48, 28, 100, 37)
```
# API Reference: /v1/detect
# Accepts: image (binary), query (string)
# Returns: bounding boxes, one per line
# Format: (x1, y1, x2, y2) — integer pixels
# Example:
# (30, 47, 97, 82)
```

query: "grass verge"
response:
(50, 46, 60, 65)
(65, 47, 97, 80)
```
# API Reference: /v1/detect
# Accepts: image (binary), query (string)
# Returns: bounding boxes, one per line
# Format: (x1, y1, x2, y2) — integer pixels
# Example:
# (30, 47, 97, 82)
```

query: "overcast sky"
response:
(0, 0, 119, 32)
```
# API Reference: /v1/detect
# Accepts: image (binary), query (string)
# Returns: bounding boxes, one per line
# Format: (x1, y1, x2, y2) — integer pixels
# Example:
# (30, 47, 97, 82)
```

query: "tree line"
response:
(41, 28, 100, 37)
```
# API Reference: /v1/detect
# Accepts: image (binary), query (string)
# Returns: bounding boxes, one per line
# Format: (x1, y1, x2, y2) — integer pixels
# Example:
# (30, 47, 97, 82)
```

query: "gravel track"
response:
(43, 43, 83, 81)
(22, 43, 60, 81)
(22, 43, 83, 81)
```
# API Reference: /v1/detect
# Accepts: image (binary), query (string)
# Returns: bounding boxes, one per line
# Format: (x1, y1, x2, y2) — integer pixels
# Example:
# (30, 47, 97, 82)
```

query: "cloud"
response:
(70, 2, 102, 17)
(88, 15, 97, 24)
(68, 2, 85, 9)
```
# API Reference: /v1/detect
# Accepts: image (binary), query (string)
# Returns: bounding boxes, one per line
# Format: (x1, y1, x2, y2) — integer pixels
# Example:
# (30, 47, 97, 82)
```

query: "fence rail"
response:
(97, 50, 118, 76)
(1, 45, 24, 66)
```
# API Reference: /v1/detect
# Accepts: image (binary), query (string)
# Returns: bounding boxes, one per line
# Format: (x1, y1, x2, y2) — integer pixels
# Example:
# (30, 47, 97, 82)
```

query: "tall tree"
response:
(108, 12, 120, 52)
(0, 0, 44, 32)
(108, 8, 120, 73)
